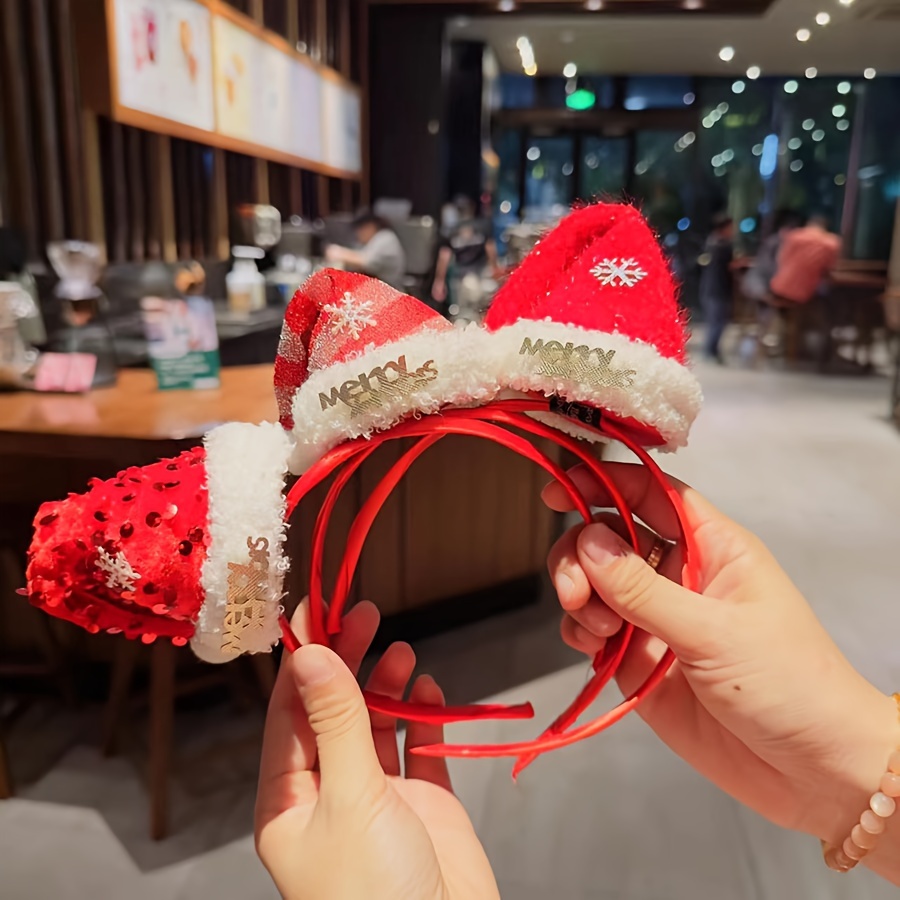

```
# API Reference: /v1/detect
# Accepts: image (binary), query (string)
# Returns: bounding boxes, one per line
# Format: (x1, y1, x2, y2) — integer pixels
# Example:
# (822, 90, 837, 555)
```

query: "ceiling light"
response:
(585, 0, 603, 9)
(784, 80, 799, 93)
(812, 129, 825, 141)
(839, 0, 854, 5)
(864, 67, 877, 79)
(721, 148, 734, 162)
(837, 119, 850, 131)
(796, 28, 811, 42)
(683, 0, 702, 8)
(524, 63, 537, 76)
(835, 174, 847, 185)
(683, 91, 696, 105)
(752, 143, 763, 156)
(790, 160, 804, 172)
(719, 46, 735, 62)
(563, 62, 577, 78)
(788, 137, 802, 150)
(732, 80, 746, 94)
(516, 36, 529, 49)
(683, 131, 696, 145)
(806, 67, 818, 79)
(747, 65, 761, 80)
(526, 146, 541, 161)
(499, 0, 515, 10)
(802, 118, 815, 130)
(838, 81, 852, 94)
(832, 104, 846, 117)
(816, 12, 831, 25)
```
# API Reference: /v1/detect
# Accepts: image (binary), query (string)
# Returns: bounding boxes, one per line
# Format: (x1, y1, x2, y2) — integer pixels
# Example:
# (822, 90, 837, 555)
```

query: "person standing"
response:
(699, 213, 735, 363)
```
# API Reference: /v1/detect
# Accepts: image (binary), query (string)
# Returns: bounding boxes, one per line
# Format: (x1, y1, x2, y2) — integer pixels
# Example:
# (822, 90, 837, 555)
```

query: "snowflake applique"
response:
(322, 292, 377, 339)
(590, 258, 648, 288)
(95, 547, 141, 592)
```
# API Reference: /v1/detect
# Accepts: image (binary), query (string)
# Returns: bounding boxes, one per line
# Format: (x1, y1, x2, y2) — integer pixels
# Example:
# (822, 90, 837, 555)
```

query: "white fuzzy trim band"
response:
(485, 320, 702, 451)
(288, 324, 500, 473)
(192, 422, 292, 663)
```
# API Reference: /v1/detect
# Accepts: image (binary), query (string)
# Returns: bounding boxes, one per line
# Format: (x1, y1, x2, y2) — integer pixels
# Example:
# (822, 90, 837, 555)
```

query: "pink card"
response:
(33, 353, 98, 393)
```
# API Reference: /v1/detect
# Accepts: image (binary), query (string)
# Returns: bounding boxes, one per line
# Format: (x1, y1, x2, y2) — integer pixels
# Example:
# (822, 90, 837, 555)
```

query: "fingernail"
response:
(579, 524, 626, 566)
(555, 571, 575, 605)
(293, 645, 337, 688)
(579, 600, 623, 636)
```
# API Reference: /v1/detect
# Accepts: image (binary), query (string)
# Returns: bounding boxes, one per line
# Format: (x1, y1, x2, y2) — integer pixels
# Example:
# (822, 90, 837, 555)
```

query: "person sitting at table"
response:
(325, 210, 407, 290)
(769, 212, 841, 306)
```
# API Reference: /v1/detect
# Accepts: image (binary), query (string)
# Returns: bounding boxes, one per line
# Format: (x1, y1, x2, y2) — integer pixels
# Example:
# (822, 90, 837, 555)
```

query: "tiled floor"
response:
(3, 354, 900, 899)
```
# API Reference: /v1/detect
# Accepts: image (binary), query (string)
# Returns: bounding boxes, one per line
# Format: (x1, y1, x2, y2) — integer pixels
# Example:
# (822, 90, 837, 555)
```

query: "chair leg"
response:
(102, 640, 140, 757)
(149, 641, 175, 841)
(0, 734, 12, 799)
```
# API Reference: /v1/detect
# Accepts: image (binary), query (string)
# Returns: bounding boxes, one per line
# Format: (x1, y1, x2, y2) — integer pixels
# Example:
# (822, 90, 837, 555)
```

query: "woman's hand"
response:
(255, 601, 499, 900)
(545, 463, 900, 859)
(431, 279, 447, 303)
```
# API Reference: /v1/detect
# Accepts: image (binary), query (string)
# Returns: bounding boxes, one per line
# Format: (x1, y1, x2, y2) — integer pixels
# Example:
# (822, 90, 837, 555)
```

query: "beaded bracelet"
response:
(823, 693, 900, 872)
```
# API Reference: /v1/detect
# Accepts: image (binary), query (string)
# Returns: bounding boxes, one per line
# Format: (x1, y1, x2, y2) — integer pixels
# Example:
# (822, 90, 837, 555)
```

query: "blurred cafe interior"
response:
(2, 0, 900, 897)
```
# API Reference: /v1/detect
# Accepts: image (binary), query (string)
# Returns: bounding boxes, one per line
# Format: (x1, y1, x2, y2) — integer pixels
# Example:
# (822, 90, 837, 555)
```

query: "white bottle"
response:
(226, 246, 266, 315)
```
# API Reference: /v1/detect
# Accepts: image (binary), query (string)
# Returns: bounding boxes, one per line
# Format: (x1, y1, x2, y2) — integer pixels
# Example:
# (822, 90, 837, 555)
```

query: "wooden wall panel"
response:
(25, 0, 66, 243)
(50, 0, 87, 239)
(0, 0, 362, 263)
(0, 0, 41, 256)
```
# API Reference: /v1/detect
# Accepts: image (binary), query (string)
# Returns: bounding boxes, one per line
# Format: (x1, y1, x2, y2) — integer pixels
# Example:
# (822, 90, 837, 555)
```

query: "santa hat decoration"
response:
(276, 268, 496, 474)
(26, 422, 292, 663)
(483, 203, 702, 450)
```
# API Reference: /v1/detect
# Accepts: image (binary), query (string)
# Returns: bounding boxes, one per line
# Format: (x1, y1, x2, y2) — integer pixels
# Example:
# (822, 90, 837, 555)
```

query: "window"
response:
(625, 76, 695, 111)
(523, 137, 575, 222)
(853, 78, 900, 259)
(578, 137, 628, 201)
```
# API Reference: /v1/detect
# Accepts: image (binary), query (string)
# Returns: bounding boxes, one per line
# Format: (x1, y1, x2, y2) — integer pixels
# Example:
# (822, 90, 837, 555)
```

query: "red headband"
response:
(280, 396, 699, 771)
(22, 202, 703, 775)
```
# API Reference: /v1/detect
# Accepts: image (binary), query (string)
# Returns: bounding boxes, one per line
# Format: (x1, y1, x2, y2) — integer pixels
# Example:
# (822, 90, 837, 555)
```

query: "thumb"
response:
(576, 523, 718, 660)
(289, 644, 385, 807)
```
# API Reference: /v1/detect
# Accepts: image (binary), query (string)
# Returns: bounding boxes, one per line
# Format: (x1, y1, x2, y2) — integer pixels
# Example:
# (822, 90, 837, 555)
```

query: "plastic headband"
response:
(280, 394, 699, 774)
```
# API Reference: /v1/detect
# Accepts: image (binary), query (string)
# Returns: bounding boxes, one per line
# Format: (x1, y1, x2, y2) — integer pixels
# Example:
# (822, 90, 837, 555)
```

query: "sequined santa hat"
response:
(483, 202, 702, 450)
(275, 269, 496, 474)
(25, 422, 292, 663)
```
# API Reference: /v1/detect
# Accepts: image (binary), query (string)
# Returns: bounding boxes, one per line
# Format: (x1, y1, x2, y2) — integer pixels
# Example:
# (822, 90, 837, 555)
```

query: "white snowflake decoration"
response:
(95, 547, 141, 592)
(590, 258, 648, 288)
(323, 292, 377, 339)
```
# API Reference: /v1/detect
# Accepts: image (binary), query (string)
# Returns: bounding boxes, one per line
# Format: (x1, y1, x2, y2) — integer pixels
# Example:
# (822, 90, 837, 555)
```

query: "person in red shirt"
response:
(769, 213, 841, 305)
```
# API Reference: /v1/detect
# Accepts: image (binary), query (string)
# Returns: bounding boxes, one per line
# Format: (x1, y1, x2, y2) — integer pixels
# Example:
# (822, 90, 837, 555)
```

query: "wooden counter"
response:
(0, 365, 559, 634)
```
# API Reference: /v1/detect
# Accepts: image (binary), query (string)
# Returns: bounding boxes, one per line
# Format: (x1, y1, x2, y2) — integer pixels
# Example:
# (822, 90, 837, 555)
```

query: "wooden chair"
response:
(102, 638, 276, 840)
(0, 545, 77, 798)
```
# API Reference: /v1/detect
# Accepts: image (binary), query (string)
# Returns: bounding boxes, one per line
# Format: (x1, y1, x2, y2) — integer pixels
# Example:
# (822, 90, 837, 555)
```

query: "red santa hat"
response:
(25, 422, 292, 664)
(483, 202, 702, 450)
(275, 269, 497, 474)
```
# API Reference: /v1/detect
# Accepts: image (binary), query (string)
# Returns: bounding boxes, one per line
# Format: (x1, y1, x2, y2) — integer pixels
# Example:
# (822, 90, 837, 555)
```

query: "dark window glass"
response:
(853, 78, 900, 259)
(625, 76, 695, 110)
(500, 74, 536, 110)
(578, 137, 628, 201)
(523, 136, 575, 221)
(495, 130, 522, 222)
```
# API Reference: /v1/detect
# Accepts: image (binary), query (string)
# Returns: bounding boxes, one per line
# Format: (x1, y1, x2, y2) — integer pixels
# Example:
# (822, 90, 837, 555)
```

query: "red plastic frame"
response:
(279, 395, 700, 766)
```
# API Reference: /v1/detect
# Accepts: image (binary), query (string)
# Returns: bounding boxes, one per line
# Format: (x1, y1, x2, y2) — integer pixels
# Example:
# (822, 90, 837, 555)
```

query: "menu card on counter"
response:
(140, 296, 220, 390)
